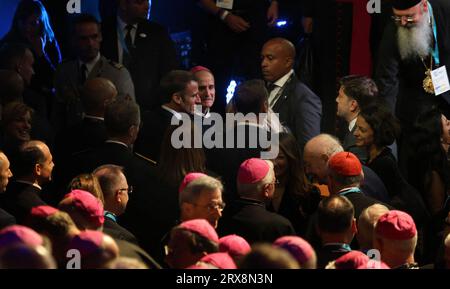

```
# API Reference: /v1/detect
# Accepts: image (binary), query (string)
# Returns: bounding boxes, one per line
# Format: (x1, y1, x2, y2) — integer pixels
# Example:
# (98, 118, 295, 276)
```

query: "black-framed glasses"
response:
(118, 186, 133, 195)
(193, 202, 226, 212)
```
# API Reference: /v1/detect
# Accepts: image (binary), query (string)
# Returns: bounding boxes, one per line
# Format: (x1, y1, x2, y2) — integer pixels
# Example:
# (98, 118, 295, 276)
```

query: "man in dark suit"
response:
(336, 75, 378, 164)
(316, 195, 356, 268)
(134, 70, 201, 161)
(219, 158, 295, 244)
(93, 164, 138, 245)
(0, 151, 15, 229)
(1, 141, 54, 223)
(261, 38, 322, 149)
(101, 0, 178, 111)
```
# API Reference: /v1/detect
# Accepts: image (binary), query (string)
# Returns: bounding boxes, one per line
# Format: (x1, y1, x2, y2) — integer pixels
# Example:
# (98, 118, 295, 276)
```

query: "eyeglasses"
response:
(391, 15, 415, 24)
(193, 202, 226, 212)
(118, 186, 133, 195)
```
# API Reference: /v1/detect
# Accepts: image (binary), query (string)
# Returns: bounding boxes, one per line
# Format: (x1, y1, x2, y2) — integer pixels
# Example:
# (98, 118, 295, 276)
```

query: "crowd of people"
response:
(0, 0, 448, 269)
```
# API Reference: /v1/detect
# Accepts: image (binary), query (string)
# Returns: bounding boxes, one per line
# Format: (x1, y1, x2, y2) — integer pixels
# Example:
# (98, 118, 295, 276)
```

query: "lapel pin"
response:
(139, 33, 147, 38)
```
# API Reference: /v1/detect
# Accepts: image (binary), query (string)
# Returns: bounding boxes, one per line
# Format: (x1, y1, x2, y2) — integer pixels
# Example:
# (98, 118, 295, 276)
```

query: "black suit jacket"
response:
(134, 106, 174, 161)
(103, 217, 139, 246)
(219, 198, 296, 244)
(0, 181, 46, 224)
(101, 18, 178, 110)
(272, 74, 322, 148)
(0, 208, 16, 230)
(317, 244, 352, 268)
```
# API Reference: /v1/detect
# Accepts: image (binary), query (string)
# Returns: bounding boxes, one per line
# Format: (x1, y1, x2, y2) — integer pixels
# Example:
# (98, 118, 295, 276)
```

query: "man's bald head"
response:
(303, 134, 343, 183)
(261, 38, 296, 83)
(0, 69, 24, 105)
(81, 78, 117, 116)
(357, 204, 390, 250)
(264, 38, 296, 59)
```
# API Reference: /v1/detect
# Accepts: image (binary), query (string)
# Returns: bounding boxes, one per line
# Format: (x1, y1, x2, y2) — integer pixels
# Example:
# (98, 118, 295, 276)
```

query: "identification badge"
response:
(431, 66, 450, 96)
(216, 0, 233, 10)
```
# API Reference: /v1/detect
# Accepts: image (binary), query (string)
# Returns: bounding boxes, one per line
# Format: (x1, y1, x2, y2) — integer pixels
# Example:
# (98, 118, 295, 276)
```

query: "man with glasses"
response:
(179, 175, 225, 229)
(94, 164, 138, 245)
(375, 0, 450, 155)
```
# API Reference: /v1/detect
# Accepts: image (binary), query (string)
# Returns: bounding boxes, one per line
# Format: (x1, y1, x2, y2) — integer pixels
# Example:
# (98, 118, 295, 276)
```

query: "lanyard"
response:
(429, 2, 440, 66)
(338, 187, 362, 197)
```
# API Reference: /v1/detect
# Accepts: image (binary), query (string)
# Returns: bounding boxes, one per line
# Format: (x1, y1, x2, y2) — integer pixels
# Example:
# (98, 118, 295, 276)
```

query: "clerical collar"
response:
(15, 180, 42, 190)
(338, 187, 362, 196)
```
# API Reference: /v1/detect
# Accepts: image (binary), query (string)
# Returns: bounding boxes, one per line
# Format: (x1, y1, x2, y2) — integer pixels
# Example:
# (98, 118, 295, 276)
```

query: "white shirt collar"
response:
(349, 117, 357, 131)
(273, 69, 294, 88)
(105, 140, 129, 149)
(84, 115, 104, 121)
(15, 180, 42, 190)
(117, 16, 137, 33)
(79, 53, 101, 75)
(161, 105, 182, 120)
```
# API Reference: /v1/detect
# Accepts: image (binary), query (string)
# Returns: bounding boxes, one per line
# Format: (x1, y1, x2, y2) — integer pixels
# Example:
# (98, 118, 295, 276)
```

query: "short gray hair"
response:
(179, 176, 223, 206)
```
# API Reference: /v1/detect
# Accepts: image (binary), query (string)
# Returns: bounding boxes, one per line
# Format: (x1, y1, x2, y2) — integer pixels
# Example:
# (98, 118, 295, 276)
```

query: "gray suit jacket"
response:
(53, 55, 135, 130)
(272, 74, 322, 148)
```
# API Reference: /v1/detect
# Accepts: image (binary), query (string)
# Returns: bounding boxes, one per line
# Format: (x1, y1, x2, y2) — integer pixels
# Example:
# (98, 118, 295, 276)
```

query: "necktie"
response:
(80, 63, 87, 83)
(123, 24, 134, 67)
(124, 24, 134, 51)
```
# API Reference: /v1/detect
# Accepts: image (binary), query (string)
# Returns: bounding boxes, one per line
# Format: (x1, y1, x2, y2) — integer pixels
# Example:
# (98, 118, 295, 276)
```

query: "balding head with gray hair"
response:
(303, 134, 344, 183)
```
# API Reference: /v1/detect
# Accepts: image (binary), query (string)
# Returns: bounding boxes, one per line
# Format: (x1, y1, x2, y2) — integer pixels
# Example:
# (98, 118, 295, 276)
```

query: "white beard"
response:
(397, 11, 432, 61)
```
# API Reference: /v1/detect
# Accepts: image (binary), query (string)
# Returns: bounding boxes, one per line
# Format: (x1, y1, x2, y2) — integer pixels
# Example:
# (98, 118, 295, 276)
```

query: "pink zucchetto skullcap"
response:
(273, 236, 315, 265)
(375, 210, 417, 240)
(179, 172, 208, 193)
(237, 158, 270, 184)
(67, 230, 104, 257)
(0, 225, 43, 247)
(30, 205, 59, 219)
(190, 66, 211, 74)
(62, 190, 104, 227)
(219, 234, 251, 258)
(200, 252, 237, 269)
(178, 219, 219, 243)
(333, 251, 369, 269)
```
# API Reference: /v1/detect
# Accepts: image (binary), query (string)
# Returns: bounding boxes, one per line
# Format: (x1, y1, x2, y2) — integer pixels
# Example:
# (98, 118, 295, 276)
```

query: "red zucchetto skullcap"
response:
(190, 66, 211, 74)
(375, 210, 417, 240)
(237, 158, 270, 184)
(178, 219, 219, 243)
(179, 172, 208, 193)
(328, 152, 362, 177)
(392, 0, 422, 10)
